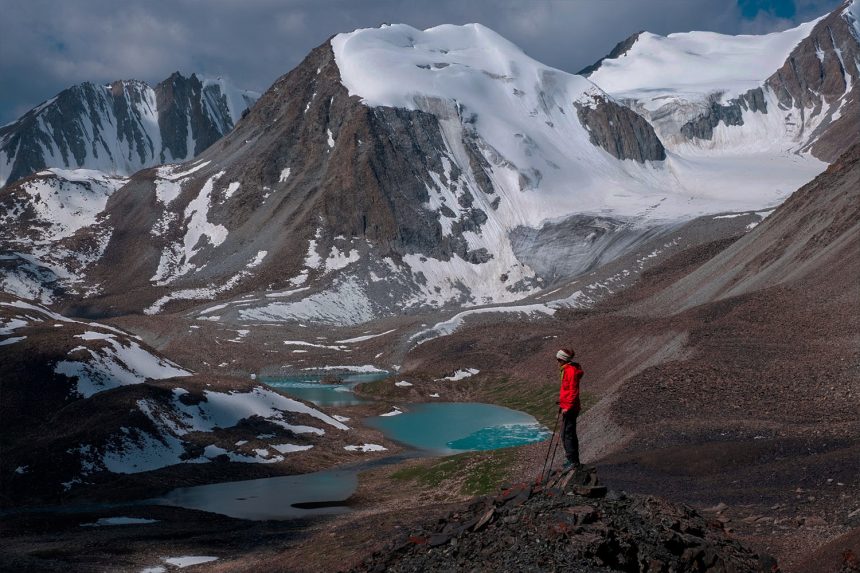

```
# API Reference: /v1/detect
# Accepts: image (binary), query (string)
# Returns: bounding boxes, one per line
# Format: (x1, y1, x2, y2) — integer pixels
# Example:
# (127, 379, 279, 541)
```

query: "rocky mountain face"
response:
(577, 31, 643, 77)
(584, 0, 860, 161)
(574, 94, 666, 162)
(12, 26, 681, 321)
(1, 7, 852, 326)
(0, 73, 258, 187)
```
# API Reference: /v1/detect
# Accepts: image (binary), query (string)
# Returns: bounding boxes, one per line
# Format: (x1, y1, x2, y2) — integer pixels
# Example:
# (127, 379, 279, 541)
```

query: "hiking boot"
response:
(563, 459, 580, 471)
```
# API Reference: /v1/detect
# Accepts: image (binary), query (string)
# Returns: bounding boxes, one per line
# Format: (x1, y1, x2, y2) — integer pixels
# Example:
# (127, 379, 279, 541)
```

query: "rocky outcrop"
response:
(155, 73, 231, 163)
(766, 4, 859, 111)
(575, 95, 666, 162)
(679, 88, 767, 140)
(763, 1, 860, 160)
(578, 31, 644, 77)
(352, 467, 776, 572)
(0, 73, 258, 187)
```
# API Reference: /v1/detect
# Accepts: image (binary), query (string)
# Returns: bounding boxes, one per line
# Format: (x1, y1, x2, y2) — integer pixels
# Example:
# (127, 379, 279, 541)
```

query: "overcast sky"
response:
(0, 0, 844, 124)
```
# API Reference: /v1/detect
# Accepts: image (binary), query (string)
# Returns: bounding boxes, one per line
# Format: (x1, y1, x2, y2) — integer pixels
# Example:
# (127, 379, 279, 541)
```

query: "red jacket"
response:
(559, 362, 583, 414)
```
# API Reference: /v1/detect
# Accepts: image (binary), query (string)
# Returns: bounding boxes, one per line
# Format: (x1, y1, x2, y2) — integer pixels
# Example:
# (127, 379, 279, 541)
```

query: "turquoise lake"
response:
(262, 371, 389, 406)
(366, 402, 549, 453)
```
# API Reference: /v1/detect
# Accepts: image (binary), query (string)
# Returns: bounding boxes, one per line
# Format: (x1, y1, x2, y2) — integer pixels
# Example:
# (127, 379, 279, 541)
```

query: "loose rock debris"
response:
(350, 467, 777, 572)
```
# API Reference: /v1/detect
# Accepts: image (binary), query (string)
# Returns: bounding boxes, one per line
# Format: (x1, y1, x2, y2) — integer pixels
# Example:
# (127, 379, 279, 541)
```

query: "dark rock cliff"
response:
(577, 31, 644, 77)
(575, 95, 666, 162)
(679, 88, 768, 141)
(155, 73, 227, 162)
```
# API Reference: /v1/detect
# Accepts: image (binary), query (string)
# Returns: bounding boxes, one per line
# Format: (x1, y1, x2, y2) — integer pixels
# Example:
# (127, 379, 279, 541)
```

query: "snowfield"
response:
(332, 23, 827, 223)
(588, 20, 821, 107)
(55, 332, 191, 398)
(4, 169, 127, 242)
(76, 385, 347, 478)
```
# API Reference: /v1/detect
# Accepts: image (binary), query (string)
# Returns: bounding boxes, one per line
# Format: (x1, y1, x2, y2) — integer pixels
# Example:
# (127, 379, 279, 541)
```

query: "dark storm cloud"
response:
(0, 0, 844, 123)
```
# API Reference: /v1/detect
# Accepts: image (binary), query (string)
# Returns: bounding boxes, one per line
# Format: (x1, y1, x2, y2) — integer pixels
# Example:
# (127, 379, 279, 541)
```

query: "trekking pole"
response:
(545, 421, 563, 487)
(537, 408, 561, 486)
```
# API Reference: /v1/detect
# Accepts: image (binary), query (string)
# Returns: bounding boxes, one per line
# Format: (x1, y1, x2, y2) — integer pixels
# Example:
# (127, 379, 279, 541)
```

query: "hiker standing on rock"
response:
(556, 348, 584, 469)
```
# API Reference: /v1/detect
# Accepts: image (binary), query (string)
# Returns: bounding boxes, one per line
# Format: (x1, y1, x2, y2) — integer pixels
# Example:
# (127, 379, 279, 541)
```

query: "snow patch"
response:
(335, 329, 396, 343)
(411, 304, 556, 346)
(239, 278, 375, 325)
(439, 368, 480, 381)
(271, 443, 314, 453)
(55, 335, 191, 398)
(344, 443, 387, 452)
(163, 556, 219, 568)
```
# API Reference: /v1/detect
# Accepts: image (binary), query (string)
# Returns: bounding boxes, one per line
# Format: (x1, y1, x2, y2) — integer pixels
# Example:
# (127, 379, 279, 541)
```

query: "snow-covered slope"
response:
(587, 21, 820, 108)
(0, 73, 259, 187)
(0, 169, 127, 303)
(0, 168, 126, 243)
(586, 1, 860, 159)
(331, 23, 813, 223)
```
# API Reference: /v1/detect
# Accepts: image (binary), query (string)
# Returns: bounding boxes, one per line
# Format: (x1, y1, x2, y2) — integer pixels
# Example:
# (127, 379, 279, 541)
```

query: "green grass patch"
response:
(462, 448, 517, 495)
(391, 448, 517, 496)
(480, 376, 598, 427)
(391, 454, 469, 488)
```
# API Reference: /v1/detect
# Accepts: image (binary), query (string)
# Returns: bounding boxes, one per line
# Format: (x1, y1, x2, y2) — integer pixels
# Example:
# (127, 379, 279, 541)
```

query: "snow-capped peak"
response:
(587, 17, 823, 110)
(0, 73, 259, 187)
(333, 23, 599, 111)
(332, 23, 661, 228)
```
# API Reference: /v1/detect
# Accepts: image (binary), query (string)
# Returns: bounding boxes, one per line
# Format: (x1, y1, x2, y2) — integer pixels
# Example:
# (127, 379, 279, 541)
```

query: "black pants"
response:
(561, 410, 579, 464)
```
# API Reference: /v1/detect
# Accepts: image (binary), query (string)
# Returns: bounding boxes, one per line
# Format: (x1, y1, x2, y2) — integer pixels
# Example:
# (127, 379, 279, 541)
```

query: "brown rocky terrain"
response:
(351, 467, 777, 573)
(390, 144, 860, 570)
(0, 148, 854, 573)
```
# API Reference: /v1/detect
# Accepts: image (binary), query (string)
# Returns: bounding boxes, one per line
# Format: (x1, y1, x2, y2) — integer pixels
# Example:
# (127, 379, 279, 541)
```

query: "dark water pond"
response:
(149, 469, 358, 520)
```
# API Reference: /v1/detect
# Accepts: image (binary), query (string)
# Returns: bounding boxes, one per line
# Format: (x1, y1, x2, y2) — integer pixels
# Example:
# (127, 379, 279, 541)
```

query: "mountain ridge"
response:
(0, 72, 259, 187)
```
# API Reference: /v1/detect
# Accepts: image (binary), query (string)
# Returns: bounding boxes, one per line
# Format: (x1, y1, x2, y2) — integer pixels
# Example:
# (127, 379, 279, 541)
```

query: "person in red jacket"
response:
(557, 348, 584, 468)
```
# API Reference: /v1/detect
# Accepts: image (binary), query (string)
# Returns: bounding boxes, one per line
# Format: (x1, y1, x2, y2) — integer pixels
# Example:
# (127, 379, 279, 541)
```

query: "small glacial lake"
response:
(147, 403, 548, 520)
(262, 371, 388, 406)
(150, 469, 358, 520)
(367, 402, 549, 453)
